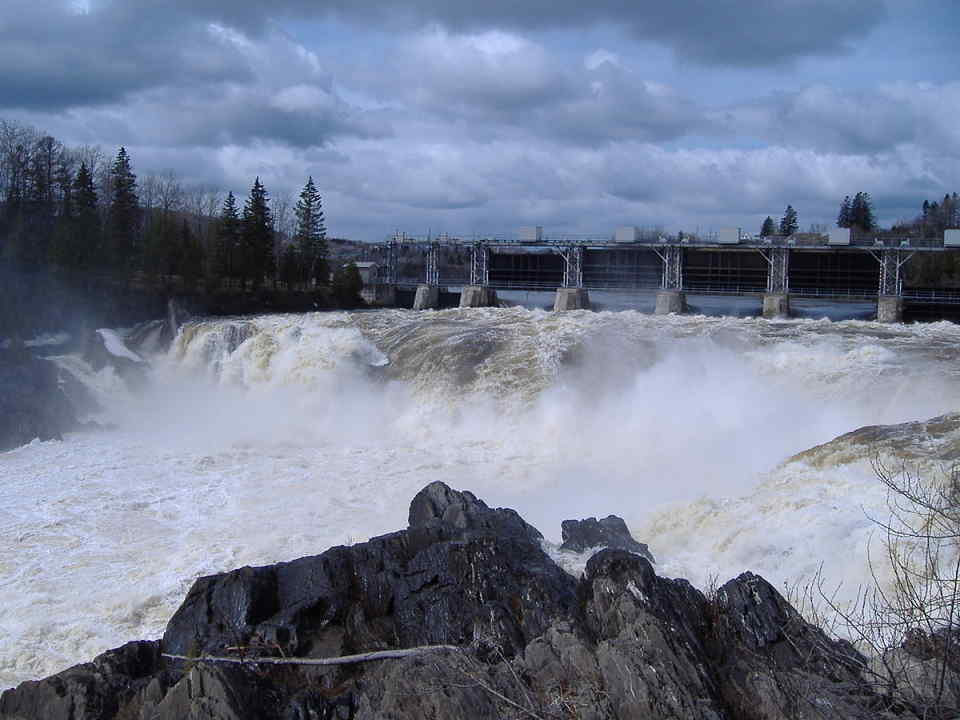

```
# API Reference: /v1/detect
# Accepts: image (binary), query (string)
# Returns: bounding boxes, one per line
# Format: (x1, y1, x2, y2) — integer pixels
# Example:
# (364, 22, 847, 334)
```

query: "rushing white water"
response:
(3, 307, 960, 689)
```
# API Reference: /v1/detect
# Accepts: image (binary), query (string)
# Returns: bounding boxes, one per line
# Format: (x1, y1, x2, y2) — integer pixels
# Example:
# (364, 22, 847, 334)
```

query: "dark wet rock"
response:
(408, 480, 542, 542)
(126, 318, 174, 356)
(58, 365, 102, 416)
(82, 329, 148, 389)
(560, 514, 656, 562)
(162, 481, 575, 663)
(0, 347, 78, 452)
(0, 641, 162, 720)
(707, 571, 882, 720)
(3, 482, 911, 719)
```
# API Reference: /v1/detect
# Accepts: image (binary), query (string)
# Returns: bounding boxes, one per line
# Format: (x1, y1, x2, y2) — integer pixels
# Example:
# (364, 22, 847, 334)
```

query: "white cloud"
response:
(585, 49, 619, 70)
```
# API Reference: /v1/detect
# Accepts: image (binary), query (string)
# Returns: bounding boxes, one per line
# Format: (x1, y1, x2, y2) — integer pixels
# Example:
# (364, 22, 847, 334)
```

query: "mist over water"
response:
(4, 306, 960, 688)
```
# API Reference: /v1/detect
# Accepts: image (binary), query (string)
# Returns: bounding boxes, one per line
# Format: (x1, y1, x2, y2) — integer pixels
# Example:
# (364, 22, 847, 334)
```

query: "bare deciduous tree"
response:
(807, 458, 960, 719)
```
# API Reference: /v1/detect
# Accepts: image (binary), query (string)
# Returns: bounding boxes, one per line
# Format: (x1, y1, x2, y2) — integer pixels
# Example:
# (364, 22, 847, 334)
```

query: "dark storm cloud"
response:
(3, 0, 955, 240)
(0, 0, 251, 111)
(0, 2, 390, 148)
(170, 0, 886, 66)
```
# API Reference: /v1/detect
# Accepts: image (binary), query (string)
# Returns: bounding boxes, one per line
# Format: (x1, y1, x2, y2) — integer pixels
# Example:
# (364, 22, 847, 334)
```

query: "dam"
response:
(365, 227, 960, 321)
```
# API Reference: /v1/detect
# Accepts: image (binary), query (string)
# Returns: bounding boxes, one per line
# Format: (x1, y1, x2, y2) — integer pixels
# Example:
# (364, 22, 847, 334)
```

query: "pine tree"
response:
(241, 177, 274, 290)
(943, 193, 958, 230)
(837, 196, 852, 228)
(760, 216, 776, 236)
(108, 147, 140, 271)
(279, 243, 299, 290)
(68, 162, 100, 269)
(779, 205, 798, 236)
(293, 176, 327, 288)
(850, 192, 875, 232)
(215, 191, 240, 286)
(178, 219, 204, 290)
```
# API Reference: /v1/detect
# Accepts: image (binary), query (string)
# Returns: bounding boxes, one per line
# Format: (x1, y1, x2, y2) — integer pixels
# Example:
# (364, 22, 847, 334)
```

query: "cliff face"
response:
(1, 482, 898, 719)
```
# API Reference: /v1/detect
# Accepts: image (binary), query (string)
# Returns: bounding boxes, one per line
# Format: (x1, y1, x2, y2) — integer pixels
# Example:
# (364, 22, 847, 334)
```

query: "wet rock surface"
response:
(0, 482, 916, 719)
(560, 514, 656, 562)
(82, 329, 148, 390)
(0, 347, 79, 452)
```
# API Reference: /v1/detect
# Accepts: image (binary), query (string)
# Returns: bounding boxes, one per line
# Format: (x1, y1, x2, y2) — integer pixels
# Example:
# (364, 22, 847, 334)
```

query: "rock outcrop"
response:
(0, 347, 78, 452)
(560, 514, 656, 562)
(0, 482, 911, 719)
(82, 329, 148, 389)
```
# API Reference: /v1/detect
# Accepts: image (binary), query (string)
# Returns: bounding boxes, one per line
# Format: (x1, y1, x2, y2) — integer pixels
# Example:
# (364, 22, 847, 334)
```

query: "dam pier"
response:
(364, 228, 960, 322)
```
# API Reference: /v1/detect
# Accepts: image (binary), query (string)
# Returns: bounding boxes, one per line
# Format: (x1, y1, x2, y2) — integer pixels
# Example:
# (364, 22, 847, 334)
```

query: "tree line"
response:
(0, 119, 363, 301)
(757, 192, 960, 240)
(758, 195, 876, 238)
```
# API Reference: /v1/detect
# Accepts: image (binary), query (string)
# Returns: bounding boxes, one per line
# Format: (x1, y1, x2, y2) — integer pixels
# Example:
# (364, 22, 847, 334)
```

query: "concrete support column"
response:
(459, 286, 498, 308)
(877, 295, 904, 323)
(554, 287, 590, 311)
(655, 289, 686, 315)
(413, 284, 440, 310)
(762, 293, 790, 319)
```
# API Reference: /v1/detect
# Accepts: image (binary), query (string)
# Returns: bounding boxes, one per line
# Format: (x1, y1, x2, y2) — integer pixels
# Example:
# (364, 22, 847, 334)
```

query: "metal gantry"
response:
(381, 238, 400, 285)
(871, 248, 913, 296)
(425, 242, 440, 286)
(653, 245, 684, 290)
(372, 233, 960, 304)
(559, 245, 584, 288)
(759, 247, 790, 294)
(469, 242, 489, 286)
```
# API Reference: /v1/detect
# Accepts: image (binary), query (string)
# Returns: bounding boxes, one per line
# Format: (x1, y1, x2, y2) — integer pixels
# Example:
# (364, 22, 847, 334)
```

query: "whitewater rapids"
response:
(3, 306, 960, 689)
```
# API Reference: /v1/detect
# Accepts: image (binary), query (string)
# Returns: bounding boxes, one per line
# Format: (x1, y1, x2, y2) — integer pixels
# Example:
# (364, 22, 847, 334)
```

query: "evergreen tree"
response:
(943, 193, 958, 229)
(293, 176, 327, 288)
(65, 162, 100, 269)
(241, 177, 274, 290)
(760, 216, 776, 236)
(178, 219, 204, 290)
(850, 192, 875, 232)
(779, 205, 798, 236)
(279, 243, 299, 290)
(108, 147, 140, 271)
(837, 196, 852, 228)
(52, 165, 91, 270)
(332, 261, 363, 307)
(215, 191, 240, 286)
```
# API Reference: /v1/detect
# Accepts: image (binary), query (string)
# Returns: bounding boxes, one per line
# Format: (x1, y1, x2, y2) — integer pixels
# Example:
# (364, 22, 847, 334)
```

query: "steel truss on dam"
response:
(368, 230, 960, 321)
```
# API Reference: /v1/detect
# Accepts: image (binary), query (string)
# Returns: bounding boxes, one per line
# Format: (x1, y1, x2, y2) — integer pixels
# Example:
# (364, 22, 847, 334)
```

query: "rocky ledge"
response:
(0, 482, 912, 719)
(0, 347, 79, 452)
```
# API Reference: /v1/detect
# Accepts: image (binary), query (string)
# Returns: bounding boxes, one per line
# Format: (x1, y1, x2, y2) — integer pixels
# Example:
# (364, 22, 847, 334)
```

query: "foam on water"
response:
(3, 307, 960, 688)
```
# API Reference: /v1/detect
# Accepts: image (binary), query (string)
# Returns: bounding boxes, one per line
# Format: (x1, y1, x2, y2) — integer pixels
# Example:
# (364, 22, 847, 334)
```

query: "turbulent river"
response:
(4, 305, 960, 689)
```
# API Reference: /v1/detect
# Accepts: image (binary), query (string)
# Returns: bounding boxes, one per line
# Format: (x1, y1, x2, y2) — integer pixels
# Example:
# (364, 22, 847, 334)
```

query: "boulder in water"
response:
(560, 514, 656, 562)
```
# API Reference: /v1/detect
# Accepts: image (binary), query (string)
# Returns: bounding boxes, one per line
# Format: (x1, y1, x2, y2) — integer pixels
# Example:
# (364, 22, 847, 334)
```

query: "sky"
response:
(1, 0, 958, 241)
